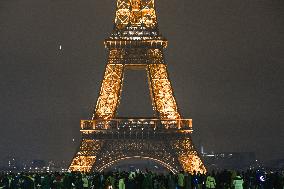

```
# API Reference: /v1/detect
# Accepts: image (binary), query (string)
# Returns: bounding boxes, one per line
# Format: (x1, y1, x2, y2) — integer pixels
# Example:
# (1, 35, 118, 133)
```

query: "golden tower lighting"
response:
(69, 0, 206, 174)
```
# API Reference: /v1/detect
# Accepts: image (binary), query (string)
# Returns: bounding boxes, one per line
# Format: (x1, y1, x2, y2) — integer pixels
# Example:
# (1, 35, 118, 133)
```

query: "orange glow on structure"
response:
(69, 139, 102, 172)
(69, 156, 96, 172)
(172, 138, 206, 174)
(115, 0, 157, 29)
(69, 0, 206, 173)
(93, 64, 124, 120)
(148, 64, 181, 120)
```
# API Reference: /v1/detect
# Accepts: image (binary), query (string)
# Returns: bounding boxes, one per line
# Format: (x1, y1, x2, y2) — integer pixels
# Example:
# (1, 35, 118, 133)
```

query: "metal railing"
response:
(80, 118, 192, 131)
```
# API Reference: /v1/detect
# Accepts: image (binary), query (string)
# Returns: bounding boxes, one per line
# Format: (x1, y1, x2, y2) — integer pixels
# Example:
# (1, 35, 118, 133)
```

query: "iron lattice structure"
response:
(69, 0, 206, 174)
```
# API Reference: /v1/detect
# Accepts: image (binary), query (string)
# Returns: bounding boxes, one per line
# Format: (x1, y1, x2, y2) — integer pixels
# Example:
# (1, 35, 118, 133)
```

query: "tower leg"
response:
(69, 139, 103, 172)
(93, 64, 124, 120)
(172, 137, 206, 174)
(148, 63, 181, 120)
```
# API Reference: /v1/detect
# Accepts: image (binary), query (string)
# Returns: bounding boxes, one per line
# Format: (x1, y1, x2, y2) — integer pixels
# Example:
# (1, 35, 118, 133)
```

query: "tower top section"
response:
(115, 0, 157, 30)
(106, 0, 167, 49)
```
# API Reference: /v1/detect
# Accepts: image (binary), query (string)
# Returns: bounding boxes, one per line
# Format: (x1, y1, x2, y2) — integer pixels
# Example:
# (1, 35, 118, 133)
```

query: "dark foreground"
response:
(0, 169, 284, 189)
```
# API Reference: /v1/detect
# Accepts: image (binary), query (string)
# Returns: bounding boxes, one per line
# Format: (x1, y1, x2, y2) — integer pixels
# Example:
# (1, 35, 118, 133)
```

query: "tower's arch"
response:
(97, 156, 178, 173)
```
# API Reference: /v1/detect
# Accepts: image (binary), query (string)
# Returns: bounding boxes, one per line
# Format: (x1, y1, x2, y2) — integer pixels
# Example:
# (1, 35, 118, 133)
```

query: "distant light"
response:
(72, 138, 75, 142)
(59, 45, 62, 50)
(206, 154, 215, 157)
(260, 176, 265, 182)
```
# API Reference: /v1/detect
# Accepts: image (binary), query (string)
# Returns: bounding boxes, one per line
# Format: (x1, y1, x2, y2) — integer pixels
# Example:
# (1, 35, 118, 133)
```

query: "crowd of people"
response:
(0, 169, 283, 189)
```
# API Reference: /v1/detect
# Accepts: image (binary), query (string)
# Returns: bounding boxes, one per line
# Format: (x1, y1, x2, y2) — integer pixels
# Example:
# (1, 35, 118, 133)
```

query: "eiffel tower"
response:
(69, 0, 206, 173)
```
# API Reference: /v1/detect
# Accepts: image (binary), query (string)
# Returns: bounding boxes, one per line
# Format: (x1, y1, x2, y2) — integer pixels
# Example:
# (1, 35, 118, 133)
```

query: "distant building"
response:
(264, 159, 284, 170)
(202, 152, 256, 171)
(32, 159, 46, 169)
(1, 157, 22, 171)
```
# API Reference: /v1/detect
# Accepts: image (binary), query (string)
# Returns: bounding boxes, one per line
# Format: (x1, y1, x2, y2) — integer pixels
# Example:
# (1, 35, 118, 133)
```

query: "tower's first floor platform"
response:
(69, 118, 206, 173)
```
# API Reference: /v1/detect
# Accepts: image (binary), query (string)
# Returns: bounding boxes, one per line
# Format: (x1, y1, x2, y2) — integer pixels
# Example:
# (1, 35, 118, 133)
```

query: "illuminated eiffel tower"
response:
(69, 0, 206, 173)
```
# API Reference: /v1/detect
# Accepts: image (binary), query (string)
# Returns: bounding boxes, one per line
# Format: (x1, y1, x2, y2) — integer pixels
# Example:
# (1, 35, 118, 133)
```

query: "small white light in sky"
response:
(59, 45, 62, 50)
(72, 138, 75, 142)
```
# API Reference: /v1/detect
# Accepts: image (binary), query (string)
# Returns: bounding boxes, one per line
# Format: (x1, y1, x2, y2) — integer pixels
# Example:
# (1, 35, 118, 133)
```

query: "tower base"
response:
(69, 119, 206, 173)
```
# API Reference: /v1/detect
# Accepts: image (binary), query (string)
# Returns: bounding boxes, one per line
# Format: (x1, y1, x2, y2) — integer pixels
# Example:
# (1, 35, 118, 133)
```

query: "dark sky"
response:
(0, 0, 283, 165)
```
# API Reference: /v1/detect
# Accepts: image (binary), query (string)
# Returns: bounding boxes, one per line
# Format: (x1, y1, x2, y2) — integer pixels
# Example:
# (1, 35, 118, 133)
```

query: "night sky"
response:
(0, 0, 283, 165)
